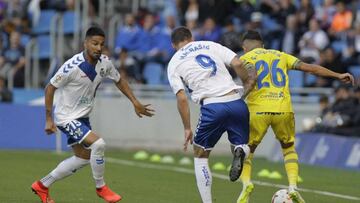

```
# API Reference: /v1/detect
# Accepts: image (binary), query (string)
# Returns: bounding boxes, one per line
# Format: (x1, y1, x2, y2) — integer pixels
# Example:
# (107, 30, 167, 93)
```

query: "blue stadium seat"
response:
(288, 70, 304, 87)
(331, 41, 346, 53)
(311, 0, 323, 8)
(143, 62, 163, 85)
(305, 73, 317, 86)
(349, 66, 360, 78)
(36, 35, 51, 59)
(262, 15, 279, 31)
(63, 11, 77, 34)
(20, 34, 31, 47)
(32, 10, 57, 35)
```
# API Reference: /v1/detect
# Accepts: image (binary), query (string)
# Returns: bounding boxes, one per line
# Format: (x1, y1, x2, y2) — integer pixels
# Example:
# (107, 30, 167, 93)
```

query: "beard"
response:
(93, 52, 101, 59)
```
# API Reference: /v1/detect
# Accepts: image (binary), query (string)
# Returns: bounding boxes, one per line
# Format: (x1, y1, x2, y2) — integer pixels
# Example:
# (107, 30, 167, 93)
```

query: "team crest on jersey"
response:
(54, 75, 63, 83)
(100, 68, 105, 77)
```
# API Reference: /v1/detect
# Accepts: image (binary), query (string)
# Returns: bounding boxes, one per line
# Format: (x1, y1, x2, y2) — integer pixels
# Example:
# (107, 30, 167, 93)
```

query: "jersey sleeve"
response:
(167, 61, 185, 95)
(239, 53, 255, 69)
(50, 64, 75, 88)
(284, 53, 301, 70)
(105, 59, 121, 82)
(214, 42, 237, 66)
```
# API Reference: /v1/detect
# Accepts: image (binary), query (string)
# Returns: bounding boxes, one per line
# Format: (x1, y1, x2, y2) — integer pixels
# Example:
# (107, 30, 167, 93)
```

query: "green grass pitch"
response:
(0, 150, 359, 203)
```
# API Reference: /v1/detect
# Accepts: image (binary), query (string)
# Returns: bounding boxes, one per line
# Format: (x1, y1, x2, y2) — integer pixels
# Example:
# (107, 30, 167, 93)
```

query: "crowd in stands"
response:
(309, 85, 360, 137)
(111, 0, 360, 86)
(0, 0, 80, 89)
(0, 0, 360, 135)
(0, 0, 359, 86)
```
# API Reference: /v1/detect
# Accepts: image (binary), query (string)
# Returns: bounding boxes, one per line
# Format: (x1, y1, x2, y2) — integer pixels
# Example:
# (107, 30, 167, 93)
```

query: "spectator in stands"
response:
(259, 0, 279, 17)
(233, 0, 255, 25)
(117, 48, 142, 84)
(273, 0, 297, 26)
(297, 0, 315, 33)
(247, 12, 264, 35)
(319, 95, 331, 118)
(114, 13, 143, 55)
(183, 0, 199, 25)
(157, 14, 177, 63)
(299, 18, 329, 63)
(137, 13, 162, 62)
(195, 17, 221, 42)
(219, 18, 241, 53)
(0, 31, 25, 87)
(315, 0, 336, 30)
(329, 1, 353, 37)
(0, 75, 12, 102)
(185, 18, 200, 39)
(312, 46, 345, 87)
(344, 22, 360, 66)
(312, 85, 357, 133)
(0, 0, 7, 22)
(280, 15, 301, 55)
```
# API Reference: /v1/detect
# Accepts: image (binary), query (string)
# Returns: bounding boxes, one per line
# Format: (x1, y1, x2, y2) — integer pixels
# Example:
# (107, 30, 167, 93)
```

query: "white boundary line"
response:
(107, 157, 360, 201)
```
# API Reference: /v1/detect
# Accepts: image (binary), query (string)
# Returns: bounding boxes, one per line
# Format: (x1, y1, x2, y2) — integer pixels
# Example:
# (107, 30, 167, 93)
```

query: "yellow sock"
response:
(282, 145, 299, 187)
(240, 153, 253, 184)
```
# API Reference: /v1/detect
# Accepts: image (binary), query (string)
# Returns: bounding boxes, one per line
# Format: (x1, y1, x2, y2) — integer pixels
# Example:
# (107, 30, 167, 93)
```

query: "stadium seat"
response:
(262, 15, 279, 31)
(143, 62, 163, 85)
(32, 10, 57, 35)
(311, 0, 323, 7)
(62, 11, 77, 34)
(349, 66, 360, 78)
(331, 41, 346, 54)
(20, 34, 31, 47)
(36, 35, 52, 60)
(288, 70, 304, 87)
(305, 73, 317, 86)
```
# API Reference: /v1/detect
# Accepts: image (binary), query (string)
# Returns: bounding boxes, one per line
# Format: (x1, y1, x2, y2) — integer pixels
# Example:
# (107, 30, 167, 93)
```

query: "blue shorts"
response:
(194, 98, 249, 150)
(57, 118, 92, 147)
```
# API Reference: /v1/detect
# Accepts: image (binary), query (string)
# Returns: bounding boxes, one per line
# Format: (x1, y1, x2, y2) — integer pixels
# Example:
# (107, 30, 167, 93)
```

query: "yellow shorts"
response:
(249, 112, 295, 146)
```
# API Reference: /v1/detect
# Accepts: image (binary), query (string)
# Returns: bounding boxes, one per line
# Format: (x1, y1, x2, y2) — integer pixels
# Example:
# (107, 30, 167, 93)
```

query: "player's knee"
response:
(193, 146, 210, 158)
(280, 141, 294, 149)
(89, 138, 106, 155)
(249, 144, 257, 153)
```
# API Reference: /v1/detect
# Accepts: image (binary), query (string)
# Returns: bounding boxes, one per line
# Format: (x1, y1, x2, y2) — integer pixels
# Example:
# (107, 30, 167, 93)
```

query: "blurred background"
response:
(0, 0, 359, 171)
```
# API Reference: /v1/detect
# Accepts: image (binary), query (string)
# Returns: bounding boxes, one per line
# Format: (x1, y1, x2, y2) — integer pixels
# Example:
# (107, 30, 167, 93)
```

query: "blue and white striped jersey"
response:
(50, 52, 120, 126)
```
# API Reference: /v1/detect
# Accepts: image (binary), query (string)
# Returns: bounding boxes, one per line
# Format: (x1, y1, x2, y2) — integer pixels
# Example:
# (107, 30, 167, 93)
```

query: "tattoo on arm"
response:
(242, 63, 257, 99)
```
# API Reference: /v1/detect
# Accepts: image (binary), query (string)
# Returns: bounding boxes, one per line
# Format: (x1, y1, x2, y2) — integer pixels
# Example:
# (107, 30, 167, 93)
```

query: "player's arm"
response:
(115, 78, 154, 117)
(176, 89, 193, 152)
(44, 83, 57, 134)
(230, 57, 257, 99)
(295, 62, 355, 85)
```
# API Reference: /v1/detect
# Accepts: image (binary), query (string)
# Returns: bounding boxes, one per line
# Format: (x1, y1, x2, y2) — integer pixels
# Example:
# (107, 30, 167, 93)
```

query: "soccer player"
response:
(237, 30, 354, 203)
(31, 27, 154, 203)
(167, 27, 257, 203)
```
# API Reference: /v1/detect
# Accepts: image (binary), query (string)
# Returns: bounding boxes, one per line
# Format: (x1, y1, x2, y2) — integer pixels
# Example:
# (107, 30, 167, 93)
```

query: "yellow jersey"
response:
(240, 48, 300, 112)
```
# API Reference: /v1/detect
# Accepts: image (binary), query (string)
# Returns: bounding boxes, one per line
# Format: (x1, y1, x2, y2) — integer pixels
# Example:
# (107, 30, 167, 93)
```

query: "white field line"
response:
(107, 157, 360, 201)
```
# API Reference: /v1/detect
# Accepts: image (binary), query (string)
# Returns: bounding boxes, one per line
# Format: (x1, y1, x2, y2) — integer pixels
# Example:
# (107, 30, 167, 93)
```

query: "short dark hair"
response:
(171, 26, 192, 45)
(85, 27, 105, 38)
(242, 30, 263, 43)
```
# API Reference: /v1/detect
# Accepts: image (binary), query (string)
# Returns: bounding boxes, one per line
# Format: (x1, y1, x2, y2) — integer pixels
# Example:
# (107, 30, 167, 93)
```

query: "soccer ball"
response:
(271, 189, 293, 203)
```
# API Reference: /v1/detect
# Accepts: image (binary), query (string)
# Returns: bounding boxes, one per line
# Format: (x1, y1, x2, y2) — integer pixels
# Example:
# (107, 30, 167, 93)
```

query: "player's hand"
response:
(45, 119, 57, 135)
(134, 102, 155, 118)
(338, 73, 355, 86)
(183, 129, 193, 152)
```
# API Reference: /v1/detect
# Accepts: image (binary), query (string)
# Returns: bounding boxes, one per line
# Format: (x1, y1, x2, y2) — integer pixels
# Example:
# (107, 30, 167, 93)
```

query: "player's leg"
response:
(82, 132, 121, 202)
(235, 112, 270, 203)
(193, 146, 213, 203)
(272, 113, 305, 203)
(192, 103, 226, 203)
(31, 119, 92, 203)
(225, 99, 251, 182)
